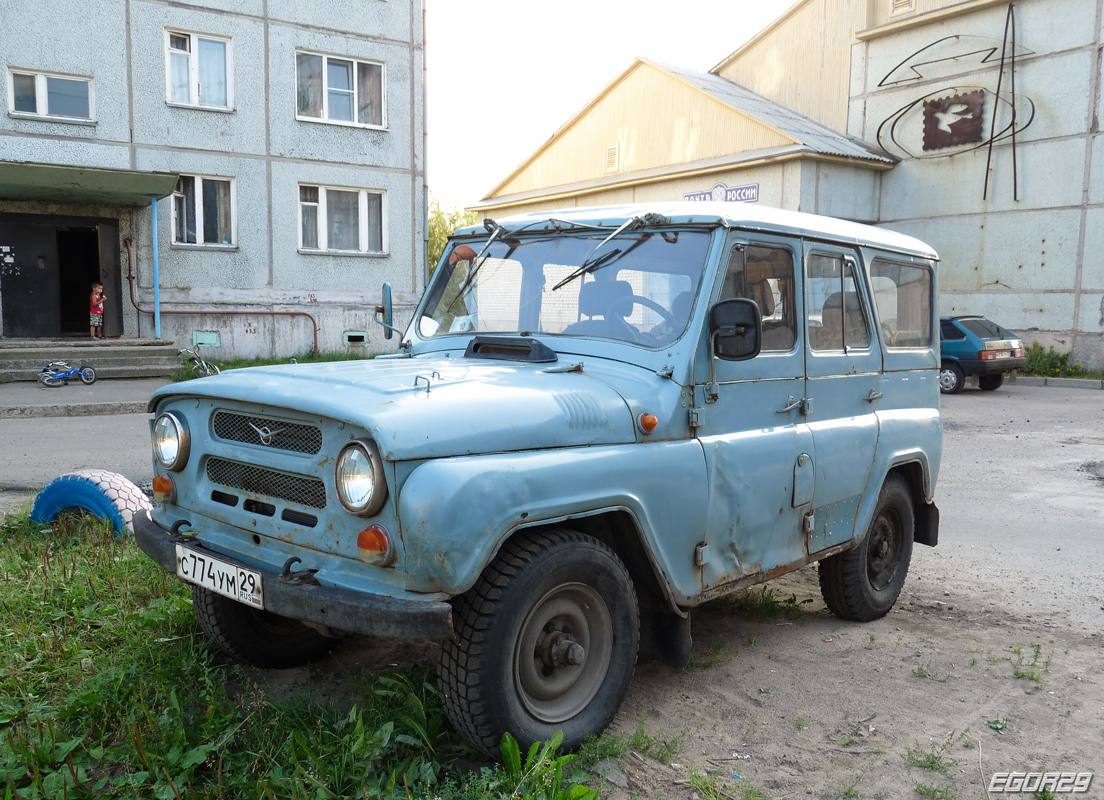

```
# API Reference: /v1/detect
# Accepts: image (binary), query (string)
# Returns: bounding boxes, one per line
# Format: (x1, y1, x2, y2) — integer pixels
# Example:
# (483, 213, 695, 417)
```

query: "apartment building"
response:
(0, 0, 425, 357)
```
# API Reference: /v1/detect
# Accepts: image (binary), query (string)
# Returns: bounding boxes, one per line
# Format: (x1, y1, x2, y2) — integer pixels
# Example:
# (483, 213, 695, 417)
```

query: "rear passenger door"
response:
(802, 242, 882, 554)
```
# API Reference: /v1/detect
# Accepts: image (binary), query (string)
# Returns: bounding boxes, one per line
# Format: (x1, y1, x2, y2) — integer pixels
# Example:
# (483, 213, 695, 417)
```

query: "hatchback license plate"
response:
(175, 545, 264, 609)
(992, 351, 1011, 359)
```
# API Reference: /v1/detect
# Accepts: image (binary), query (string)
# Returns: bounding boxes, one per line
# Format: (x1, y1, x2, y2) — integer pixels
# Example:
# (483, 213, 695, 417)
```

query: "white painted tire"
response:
(30, 470, 153, 536)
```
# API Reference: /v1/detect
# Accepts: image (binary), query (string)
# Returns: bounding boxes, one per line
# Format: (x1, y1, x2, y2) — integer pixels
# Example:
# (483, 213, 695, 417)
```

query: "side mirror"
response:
(374, 282, 395, 340)
(709, 298, 761, 361)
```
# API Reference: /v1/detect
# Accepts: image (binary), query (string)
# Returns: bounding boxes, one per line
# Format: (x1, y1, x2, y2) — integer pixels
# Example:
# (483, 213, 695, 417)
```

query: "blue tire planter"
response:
(30, 470, 152, 536)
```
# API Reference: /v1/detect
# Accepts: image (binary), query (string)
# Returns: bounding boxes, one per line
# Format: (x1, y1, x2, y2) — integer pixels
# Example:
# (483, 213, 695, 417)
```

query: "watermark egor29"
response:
(988, 772, 1093, 793)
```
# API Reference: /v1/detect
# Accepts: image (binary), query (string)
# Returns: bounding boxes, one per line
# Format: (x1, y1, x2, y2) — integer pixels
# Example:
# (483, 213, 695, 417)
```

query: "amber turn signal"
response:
(639, 413, 658, 434)
(152, 473, 175, 504)
(357, 523, 395, 566)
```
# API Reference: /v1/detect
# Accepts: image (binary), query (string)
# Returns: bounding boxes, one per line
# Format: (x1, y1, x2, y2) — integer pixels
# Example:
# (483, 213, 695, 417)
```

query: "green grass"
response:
(0, 511, 594, 799)
(915, 784, 955, 799)
(172, 350, 375, 381)
(717, 586, 813, 623)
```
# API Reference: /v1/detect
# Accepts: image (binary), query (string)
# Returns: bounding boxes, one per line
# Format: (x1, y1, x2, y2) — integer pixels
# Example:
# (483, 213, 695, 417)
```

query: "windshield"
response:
(417, 230, 712, 348)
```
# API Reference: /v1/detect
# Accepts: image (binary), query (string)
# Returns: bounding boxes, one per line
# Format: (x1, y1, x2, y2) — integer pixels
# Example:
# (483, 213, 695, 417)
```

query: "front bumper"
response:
(133, 511, 454, 641)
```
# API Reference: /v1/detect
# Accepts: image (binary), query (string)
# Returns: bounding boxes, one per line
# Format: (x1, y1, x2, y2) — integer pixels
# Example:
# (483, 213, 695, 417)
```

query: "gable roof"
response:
(653, 61, 893, 164)
(482, 58, 892, 202)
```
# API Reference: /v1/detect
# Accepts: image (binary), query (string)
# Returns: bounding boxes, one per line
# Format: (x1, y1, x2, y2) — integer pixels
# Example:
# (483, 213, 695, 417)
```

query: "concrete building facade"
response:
(0, 0, 425, 358)
(473, 0, 1104, 369)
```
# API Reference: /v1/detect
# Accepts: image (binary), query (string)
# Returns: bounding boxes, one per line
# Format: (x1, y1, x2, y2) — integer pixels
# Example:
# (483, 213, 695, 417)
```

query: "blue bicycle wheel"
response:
(30, 470, 152, 536)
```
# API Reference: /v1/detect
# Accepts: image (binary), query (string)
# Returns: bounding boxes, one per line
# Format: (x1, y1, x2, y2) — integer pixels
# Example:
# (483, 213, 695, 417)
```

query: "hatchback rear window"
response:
(958, 318, 1013, 339)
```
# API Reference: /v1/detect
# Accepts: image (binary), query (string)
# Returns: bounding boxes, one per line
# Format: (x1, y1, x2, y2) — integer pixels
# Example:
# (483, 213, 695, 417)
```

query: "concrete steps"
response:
(0, 339, 181, 382)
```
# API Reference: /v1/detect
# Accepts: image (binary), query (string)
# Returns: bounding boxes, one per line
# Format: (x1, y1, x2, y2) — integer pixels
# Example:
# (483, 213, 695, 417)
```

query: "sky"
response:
(424, 0, 798, 209)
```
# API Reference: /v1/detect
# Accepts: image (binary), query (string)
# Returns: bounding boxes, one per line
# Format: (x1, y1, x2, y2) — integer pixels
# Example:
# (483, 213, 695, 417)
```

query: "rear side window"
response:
(959, 318, 1013, 339)
(806, 253, 870, 352)
(869, 260, 933, 348)
(940, 320, 967, 340)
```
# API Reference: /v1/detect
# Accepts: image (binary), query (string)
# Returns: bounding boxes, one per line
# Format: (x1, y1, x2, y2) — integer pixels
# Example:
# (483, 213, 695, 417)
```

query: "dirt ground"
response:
(263, 383, 1104, 798)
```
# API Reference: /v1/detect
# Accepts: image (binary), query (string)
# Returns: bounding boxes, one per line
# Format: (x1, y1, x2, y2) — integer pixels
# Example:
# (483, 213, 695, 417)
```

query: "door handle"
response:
(777, 396, 802, 413)
(864, 389, 884, 402)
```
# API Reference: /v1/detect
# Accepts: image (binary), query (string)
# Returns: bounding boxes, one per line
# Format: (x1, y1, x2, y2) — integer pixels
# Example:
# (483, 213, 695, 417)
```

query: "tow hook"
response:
(277, 556, 321, 587)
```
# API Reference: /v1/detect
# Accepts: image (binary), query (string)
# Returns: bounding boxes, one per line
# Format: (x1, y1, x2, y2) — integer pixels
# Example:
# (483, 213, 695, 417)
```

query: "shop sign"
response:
(684, 182, 759, 203)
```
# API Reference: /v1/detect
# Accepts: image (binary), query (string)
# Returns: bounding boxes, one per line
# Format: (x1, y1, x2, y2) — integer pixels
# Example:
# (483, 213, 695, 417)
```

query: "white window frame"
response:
(298, 184, 387, 255)
(6, 68, 95, 123)
(294, 50, 387, 130)
(164, 29, 234, 109)
(170, 174, 238, 248)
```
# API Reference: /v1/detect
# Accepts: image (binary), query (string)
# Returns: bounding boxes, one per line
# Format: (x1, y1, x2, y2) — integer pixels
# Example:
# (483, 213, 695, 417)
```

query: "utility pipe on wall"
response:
(124, 239, 320, 355)
(151, 194, 161, 338)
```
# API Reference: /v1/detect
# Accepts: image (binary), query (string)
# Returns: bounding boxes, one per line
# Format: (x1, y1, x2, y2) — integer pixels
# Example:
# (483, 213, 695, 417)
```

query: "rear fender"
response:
(396, 441, 708, 603)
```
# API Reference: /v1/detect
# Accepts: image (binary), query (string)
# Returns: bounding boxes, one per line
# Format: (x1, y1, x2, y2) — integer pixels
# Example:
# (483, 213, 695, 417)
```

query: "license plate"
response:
(993, 351, 1011, 359)
(175, 545, 264, 609)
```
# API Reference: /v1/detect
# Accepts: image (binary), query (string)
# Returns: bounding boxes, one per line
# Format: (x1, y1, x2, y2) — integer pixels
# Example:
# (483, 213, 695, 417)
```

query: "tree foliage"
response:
(428, 195, 479, 275)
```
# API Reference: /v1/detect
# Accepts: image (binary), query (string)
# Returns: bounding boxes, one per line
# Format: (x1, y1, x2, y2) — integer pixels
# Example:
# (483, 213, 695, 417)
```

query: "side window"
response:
(720, 244, 797, 351)
(941, 320, 966, 341)
(869, 260, 933, 347)
(807, 253, 870, 352)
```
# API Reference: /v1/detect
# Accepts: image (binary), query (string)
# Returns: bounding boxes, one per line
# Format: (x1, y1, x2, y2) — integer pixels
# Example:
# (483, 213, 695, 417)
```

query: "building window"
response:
(299, 184, 385, 253)
(891, 0, 915, 13)
(7, 70, 93, 121)
(295, 51, 384, 128)
(172, 175, 235, 246)
(166, 30, 231, 108)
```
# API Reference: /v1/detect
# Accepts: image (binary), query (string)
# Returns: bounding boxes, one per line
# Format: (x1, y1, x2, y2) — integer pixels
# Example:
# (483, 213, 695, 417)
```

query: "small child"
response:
(89, 282, 105, 339)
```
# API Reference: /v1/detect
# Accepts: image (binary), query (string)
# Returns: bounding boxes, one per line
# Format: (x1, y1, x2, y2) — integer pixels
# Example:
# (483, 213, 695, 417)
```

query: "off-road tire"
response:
(978, 373, 1004, 391)
(191, 585, 337, 668)
(939, 362, 965, 394)
(818, 475, 914, 622)
(438, 528, 639, 755)
(78, 365, 97, 385)
(30, 469, 152, 535)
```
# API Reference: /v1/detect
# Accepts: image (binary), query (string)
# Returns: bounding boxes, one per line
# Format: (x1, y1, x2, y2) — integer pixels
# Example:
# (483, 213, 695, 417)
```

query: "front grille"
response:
(212, 411, 322, 454)
(206, 458, 327, 509)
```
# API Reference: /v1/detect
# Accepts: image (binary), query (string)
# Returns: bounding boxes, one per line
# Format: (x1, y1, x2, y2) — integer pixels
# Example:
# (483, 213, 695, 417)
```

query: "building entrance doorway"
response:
(0, 213, 121, 338)
(57, 227, 101, 336)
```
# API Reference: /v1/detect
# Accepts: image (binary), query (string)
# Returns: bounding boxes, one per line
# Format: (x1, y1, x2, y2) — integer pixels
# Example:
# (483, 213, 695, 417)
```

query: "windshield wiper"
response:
(550, 214, 644, 292)
(550, 248, 623, 292)
(445, 218, 509, 313)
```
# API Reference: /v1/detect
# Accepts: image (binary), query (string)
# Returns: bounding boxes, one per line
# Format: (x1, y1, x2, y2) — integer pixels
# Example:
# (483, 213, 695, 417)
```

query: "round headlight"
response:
(335, 440, 387, 516)
(153, 412, 190, 471)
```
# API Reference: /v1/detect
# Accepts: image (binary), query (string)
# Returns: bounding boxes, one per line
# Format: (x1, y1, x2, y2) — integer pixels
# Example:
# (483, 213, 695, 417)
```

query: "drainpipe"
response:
(151, 194, 161, 338)
(124, 239, 320, 354)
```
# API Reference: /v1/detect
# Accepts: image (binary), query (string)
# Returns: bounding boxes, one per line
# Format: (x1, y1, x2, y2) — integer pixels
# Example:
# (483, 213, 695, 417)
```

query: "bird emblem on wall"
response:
(922, 91, 985, 150)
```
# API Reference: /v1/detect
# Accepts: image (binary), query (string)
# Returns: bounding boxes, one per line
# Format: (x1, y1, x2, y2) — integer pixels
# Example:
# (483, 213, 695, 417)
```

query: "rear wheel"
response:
(192, 585, 338, 668)
(439, 528, 639, 755)
(78, 365, 97, 385)
(978, 372, 1004, 391)
(819, 474, 914, 622)
(939, 362, 964, 394)
(40, 374, 64, 387)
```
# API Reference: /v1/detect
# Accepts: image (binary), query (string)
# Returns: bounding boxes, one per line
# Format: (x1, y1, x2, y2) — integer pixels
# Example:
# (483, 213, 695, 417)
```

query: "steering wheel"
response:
(607, 293, 677, 325)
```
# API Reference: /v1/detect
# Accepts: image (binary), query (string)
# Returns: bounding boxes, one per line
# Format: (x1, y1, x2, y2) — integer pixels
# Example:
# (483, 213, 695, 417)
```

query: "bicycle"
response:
(39, 361, 97, 387)
(178, 343, 221, 378)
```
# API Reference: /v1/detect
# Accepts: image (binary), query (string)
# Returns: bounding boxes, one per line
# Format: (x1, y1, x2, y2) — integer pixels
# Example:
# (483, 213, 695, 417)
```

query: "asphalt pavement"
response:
(0, 378, 168, 515)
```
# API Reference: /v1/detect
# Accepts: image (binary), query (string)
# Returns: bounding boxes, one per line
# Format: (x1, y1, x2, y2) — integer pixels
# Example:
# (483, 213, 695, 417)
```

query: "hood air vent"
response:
(463, 336, 557, 363)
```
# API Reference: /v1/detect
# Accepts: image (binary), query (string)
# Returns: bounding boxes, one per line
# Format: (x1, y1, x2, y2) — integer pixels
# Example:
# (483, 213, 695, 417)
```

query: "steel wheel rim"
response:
(939, 368, 958, 391)
(867, 508, 903, 591)
(513, 582, 613, 724)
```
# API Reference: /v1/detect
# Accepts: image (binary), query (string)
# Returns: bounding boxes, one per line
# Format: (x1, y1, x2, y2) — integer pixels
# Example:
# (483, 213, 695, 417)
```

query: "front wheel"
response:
(192, 585, 338, 668)
(939, 362, 965, 394)
(818, 474, 914, 622)
(438, 528, 639, 755)
(978, 372, 1004, 391)
(78, 365, 97, 385)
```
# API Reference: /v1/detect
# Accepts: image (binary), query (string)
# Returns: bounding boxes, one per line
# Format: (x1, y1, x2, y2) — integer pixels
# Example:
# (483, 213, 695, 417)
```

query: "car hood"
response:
(148, 356, 638, 460)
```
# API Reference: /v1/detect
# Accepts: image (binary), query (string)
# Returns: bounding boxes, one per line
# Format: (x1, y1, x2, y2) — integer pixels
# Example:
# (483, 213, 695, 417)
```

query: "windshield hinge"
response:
(656, 366, 674, 380)
(687, 408, 701, 429)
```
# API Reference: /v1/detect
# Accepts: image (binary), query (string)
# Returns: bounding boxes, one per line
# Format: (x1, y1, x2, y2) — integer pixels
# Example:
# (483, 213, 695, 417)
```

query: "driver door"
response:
(695, 234, 814, 595)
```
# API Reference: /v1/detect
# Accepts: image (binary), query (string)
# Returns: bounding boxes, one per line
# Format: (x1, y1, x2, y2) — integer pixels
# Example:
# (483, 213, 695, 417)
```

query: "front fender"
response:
(396, 441, 708, 603)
